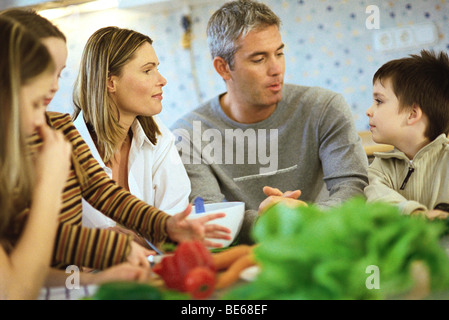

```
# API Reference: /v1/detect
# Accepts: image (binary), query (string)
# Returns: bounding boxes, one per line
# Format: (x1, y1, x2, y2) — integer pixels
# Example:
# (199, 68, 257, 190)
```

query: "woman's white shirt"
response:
(73, 112, 191, 228)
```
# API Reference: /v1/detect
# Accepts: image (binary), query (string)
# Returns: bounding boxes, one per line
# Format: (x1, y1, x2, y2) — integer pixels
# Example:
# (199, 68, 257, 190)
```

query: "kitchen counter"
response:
(359, 130, 394, 156)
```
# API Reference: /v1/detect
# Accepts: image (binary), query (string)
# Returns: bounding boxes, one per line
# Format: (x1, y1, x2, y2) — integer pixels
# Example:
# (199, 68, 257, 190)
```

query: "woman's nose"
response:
(158, 70, 167, 87)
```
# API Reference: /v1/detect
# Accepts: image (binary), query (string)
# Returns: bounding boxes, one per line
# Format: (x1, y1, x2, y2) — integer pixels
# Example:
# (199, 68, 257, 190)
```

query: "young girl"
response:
(71, 27, 191, 240)
(0, 16, 72, 299)
(1, 9, 230, 272)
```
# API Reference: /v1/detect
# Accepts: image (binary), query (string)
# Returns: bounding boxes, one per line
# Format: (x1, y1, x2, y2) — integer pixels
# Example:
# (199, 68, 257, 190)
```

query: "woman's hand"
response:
(166, 204, 232, 248)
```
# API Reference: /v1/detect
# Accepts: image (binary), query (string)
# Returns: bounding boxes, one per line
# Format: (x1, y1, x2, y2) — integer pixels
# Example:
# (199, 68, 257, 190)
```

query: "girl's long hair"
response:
(0, 16, 54, 238)
(2, 9, 88, 188)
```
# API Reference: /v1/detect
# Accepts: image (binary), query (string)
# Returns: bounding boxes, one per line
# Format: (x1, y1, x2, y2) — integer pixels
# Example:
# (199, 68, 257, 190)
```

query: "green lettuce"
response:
(224, 198, 449, 300)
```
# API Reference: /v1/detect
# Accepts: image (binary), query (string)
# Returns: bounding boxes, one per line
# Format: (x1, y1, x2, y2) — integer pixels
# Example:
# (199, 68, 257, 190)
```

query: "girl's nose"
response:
(50, 75, 59, 94)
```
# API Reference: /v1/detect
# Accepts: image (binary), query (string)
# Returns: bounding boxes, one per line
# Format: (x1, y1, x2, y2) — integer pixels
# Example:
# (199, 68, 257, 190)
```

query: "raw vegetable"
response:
(184, 267, 216, 299)
(224, 198, 449, 300)
(84, 281, 189, 300)
(174, 240, 216, 277)
(87, 281, 162, 300)
(152, 240, 216, 299)
(216, 253, 256, 289)
(212, 245, 253, 270)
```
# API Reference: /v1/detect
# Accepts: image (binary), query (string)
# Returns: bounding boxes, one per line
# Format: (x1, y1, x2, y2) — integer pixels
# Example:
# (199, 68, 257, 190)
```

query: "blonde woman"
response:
(72, 27, 199, 242)
(72, 27, 191, 228)
(0, 16, 72, 299)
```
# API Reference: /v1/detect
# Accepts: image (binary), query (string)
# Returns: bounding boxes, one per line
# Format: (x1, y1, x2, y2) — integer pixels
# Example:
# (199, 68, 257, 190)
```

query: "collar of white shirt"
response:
(73, 111, 156, 171)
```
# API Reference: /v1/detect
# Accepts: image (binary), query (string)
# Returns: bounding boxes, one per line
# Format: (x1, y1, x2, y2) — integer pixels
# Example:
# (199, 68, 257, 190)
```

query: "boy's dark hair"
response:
(373, 50, 449, 141)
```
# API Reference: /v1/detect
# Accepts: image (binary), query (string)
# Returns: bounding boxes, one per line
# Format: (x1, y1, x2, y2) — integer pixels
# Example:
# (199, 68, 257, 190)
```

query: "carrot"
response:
(212, 245, 252, 271)
(215, 254, 256, 290)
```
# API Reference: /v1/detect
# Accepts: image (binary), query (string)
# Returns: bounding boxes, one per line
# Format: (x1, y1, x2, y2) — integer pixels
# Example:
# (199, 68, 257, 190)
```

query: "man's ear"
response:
(107, 75, 117, 93)
(213, 56, 231, 81)
(407, 103, 423, 125)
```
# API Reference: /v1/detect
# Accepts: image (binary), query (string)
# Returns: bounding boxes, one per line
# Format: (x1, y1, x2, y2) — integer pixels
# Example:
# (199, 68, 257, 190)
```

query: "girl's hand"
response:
(93, 262, 151, 284)
(34, 123, 72, 193)
(126, 241, 153, 268)
(165, 204, 231, 248)
(107, 225, 158, 252)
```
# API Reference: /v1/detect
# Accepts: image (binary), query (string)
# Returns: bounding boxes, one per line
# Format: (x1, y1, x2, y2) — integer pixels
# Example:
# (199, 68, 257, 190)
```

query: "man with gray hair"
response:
(171, 0, 368, 244)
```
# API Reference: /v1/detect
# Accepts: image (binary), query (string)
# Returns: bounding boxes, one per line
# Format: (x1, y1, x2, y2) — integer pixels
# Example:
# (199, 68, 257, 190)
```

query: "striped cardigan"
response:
(25, 112, 171, 269)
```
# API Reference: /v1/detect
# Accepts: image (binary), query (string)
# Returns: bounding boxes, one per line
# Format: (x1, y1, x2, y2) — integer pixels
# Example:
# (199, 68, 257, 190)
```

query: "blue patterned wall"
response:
(48, 0, 449, 131)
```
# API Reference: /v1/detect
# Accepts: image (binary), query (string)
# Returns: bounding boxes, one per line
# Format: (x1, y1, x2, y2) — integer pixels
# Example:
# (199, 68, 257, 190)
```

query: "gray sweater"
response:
(171, 84, 368, 243)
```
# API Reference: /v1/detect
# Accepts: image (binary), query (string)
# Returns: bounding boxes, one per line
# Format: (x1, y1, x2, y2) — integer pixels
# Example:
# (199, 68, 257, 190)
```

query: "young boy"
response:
(364, 50, 449, 220)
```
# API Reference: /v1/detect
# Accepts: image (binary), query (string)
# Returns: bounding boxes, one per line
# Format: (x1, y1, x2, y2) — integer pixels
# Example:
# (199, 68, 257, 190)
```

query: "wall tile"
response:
(48, 0, 449, 131)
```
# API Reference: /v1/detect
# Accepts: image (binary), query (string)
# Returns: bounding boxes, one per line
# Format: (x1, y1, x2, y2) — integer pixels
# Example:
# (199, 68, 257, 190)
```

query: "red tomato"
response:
(175, 241, 216, 279)
(153, 256, 182, 290)
(184, 267, 216, 299)
(152, 241, 217, 296)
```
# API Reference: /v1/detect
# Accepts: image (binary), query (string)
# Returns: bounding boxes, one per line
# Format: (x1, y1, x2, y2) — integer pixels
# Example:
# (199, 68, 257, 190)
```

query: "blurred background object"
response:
(1, 0, 448, 132)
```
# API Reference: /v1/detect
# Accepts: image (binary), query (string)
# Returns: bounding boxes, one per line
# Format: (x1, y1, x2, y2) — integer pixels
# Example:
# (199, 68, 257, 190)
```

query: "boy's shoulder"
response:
(370, 134, 449, 170)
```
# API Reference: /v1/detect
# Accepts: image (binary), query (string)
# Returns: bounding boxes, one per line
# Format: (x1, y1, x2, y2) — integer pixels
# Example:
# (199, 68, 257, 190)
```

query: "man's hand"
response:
(258, 186, 307, 214)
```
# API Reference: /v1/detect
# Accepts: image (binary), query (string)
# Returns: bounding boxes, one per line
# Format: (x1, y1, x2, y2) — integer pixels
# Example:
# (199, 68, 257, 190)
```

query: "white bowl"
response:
(189, 201, 245, 247)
